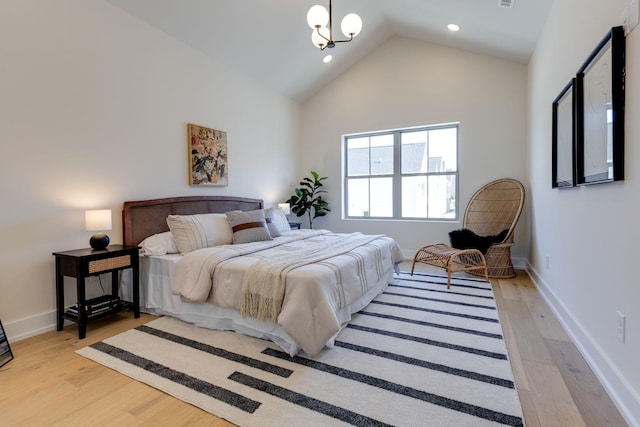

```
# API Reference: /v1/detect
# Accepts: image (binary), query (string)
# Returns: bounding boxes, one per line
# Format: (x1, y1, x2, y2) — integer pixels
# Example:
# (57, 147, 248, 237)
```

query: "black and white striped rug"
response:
(77, 272, 524, 426)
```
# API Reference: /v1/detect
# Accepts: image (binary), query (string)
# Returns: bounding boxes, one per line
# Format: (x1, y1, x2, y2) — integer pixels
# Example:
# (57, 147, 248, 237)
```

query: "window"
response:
(344, 123, 458, 220)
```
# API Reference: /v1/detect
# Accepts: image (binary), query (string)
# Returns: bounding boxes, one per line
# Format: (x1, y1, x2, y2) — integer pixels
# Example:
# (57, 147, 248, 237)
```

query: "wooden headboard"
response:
(122, 196, 263, 247)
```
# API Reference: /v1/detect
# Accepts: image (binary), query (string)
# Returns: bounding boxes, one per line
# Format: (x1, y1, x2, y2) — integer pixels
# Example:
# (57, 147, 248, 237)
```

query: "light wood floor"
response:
(0, 263, 629, 426)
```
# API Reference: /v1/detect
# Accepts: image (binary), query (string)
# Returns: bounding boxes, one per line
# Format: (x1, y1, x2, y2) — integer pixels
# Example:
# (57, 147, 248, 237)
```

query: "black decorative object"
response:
(89, 233, 110, 250)
(0, 319, 14, 368)
(449, 228, 509, 254)
(576, 26, 625, 185)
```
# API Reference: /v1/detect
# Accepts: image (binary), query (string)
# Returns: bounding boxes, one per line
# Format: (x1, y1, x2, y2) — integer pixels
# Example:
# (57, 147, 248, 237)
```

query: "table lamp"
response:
(85, 209, 112, 250)
(278, 203, 291, 215)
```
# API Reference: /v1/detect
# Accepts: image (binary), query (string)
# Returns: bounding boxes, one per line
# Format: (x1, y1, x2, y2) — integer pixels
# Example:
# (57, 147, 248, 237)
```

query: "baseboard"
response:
(512, 256, 526, 269)
(525, 262, 640, 427)
(4, 310, 58, 343)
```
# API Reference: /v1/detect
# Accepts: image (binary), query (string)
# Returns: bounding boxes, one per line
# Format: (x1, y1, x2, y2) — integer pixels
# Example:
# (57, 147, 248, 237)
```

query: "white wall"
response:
(300, 37, 529, 257)
(0, 0, 300, 339)
(528, 0, 640, 424)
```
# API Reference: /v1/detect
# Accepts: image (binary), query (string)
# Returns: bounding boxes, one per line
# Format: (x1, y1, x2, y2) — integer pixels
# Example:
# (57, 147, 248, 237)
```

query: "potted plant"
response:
(285, 170, 330, 229)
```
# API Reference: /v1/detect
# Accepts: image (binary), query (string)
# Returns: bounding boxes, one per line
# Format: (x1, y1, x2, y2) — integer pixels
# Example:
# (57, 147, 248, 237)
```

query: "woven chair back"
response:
(463, 178, 525, 243)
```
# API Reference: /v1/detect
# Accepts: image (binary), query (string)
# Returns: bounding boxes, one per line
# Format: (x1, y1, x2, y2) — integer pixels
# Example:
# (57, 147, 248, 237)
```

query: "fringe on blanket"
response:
(242, 292, 280, 322)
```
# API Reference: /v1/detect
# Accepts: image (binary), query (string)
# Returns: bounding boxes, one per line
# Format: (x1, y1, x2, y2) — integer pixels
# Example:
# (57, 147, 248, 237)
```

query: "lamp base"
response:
(90, 233, 110, 250)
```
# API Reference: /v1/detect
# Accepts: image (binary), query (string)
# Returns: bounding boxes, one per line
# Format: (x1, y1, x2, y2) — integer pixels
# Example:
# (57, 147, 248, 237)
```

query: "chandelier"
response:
(306, 1, 363, 50)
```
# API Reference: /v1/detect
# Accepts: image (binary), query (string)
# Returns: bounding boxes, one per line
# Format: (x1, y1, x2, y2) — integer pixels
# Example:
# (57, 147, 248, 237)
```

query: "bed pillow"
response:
(271, 207, 291, 233)
(140, 231, 178, 256)
(263, 208, 281, 237)
(166, 213, 233, 254)
(226, 210, 273, 244)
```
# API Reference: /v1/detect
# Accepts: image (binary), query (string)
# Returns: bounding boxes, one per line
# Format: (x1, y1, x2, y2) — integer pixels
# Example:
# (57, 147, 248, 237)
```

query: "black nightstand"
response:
(53, 245, 140, 339)
(288, 222, 301, 230)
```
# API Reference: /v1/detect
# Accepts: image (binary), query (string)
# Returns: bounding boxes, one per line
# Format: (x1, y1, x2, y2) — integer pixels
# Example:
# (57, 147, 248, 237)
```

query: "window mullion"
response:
(368, 137, 372, 216)
(393, 131, 402, 219)
(425, 130, 430, 218)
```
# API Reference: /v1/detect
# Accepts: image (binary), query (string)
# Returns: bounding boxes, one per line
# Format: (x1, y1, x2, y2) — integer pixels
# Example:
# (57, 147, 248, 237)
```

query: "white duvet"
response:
(173, 229, 404, 356)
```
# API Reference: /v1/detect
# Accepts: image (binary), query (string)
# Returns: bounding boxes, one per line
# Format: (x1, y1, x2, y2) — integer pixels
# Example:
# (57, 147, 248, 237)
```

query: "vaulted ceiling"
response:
(106, 0, 554, 102)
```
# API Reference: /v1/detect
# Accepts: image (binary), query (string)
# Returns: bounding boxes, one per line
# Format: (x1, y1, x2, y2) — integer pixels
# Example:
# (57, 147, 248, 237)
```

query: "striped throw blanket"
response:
(241, 232, 382, 321)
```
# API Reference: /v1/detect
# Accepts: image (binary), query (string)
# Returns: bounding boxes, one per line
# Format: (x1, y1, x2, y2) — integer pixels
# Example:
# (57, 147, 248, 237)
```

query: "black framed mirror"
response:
(575, 26, 625, 185)
(552, 79, 576, 188)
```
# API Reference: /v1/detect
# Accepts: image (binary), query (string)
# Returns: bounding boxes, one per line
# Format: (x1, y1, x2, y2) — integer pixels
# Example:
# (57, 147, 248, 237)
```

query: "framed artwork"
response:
(0, 319, 13, 368)
(188, 123, 228, 186)
(552, 79, 576, 188)
(575, 26, 625, 185)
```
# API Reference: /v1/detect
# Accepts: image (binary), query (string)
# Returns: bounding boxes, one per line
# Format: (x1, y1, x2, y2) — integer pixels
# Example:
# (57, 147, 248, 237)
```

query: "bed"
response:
(120, 196, 404, 356)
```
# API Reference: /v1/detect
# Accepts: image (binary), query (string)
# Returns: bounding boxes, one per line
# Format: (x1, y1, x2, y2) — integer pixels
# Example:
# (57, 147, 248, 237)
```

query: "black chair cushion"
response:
(449, 228, 508, 254)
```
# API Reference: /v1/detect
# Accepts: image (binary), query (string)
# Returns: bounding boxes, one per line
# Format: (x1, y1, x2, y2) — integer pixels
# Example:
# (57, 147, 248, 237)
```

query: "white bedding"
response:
(122, 229, 404, 356)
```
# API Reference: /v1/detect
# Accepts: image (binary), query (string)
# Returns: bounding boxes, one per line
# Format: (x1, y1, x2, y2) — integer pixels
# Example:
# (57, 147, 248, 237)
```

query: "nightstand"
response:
(288, 222, 301, 230)
(53, 245, 140, 339)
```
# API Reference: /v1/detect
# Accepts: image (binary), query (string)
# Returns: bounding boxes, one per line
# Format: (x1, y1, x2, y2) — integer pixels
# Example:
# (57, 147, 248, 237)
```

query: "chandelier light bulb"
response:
(311, 26, 330, 49)
(307, 5, 329, 29)
(341, 13, 362, 37)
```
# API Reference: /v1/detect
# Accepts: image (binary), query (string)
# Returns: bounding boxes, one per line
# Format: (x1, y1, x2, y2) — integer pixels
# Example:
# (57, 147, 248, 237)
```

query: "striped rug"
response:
(77, 272, 524, 427)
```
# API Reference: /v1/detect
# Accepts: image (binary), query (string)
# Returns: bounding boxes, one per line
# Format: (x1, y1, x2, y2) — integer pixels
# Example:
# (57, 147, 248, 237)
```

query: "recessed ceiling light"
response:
(323, 55, 333, 63)
(447, 24, 460, 32)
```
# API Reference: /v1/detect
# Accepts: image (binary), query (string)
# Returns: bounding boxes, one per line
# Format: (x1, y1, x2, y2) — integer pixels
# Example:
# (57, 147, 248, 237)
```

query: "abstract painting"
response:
(188, 123, 228, 186)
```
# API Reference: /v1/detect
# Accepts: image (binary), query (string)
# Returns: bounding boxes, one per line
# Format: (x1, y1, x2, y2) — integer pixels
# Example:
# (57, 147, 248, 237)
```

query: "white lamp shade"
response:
(278, 203, 291, 215)
(307, 5, 329, 29)
(341, 13, 362, 37)
(85, 209, 112, 231)
(311, 26, 330, 48)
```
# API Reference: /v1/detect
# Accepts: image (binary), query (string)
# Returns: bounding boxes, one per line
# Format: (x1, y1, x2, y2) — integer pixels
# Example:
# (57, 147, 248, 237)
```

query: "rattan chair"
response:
(412, 178, 525, 284)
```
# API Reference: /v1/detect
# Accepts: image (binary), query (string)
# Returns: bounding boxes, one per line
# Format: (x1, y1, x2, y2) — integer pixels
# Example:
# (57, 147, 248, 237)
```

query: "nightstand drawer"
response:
(88, 254, 131, 274)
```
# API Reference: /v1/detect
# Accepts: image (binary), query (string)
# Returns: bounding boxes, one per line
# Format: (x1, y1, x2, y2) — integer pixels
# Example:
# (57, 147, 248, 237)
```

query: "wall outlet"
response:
(616, 311, 626, 343)
(545, 255, 550, 270)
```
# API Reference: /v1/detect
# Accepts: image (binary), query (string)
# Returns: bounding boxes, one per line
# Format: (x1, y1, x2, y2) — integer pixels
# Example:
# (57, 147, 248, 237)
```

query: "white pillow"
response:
(166, 213, 233, 254)
(271, 207, 292, 233)
(140, 231, 178, 256)
(263, 208, 280, 237)
(225, 210, 273, 244)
